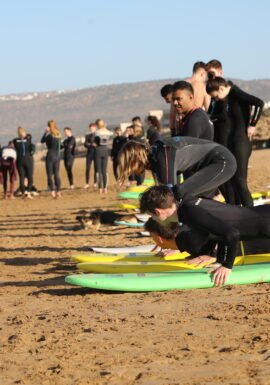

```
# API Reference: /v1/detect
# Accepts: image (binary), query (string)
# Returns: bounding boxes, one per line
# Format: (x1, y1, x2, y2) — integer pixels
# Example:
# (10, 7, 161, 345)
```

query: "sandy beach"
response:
(0, 149, 270, 385)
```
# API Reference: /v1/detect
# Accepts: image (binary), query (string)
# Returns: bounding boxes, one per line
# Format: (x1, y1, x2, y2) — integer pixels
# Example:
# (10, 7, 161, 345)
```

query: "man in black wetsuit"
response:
(140, 185, 270, 286)
(84, 123, 97, 188)
(172, 81, 214, 140)
(111, 127, 127, 181)
(61, 127, 76, 188)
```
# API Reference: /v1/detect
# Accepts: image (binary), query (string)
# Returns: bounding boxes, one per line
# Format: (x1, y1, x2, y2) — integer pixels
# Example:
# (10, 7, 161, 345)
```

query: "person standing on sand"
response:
(186, 61, 211, 111)
(160, 84, 180, 137)
(206, 76, 264, 207)
(0, 141, 17, 199)
(172, 81, 214, 140)
(61, 127, 76, 189)
(111, 127, 127, 182)
(41, 120, 62, 198)
(94, 119, 113, 194)
(13, 126, 35, 199)
(84, 122, 97, 189)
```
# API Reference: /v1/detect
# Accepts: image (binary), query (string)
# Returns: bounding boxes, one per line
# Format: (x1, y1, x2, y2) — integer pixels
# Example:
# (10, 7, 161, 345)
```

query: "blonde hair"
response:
(17, 126, 27, 138)
(95, 119, 105, 129)
(134, 125, 143, 137)
(48, 120, 61, 138)
(118, 141, 149, 185)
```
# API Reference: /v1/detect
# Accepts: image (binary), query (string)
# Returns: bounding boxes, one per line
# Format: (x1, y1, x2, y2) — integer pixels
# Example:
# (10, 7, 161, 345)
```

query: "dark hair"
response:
(132, 116, 141, 122)
(89, 122, 96, 128)
(192, 61, 206, 74)
(206, 59, 222, 71)
(160, 84, 173, 97)
(64, 126, 72, 132)
(140, 185, 175, 214)
(172, 81, 194, 96)
(147, 115, 161, 131)
(206, 77, 233, 94)
(144, 218, 180, 239)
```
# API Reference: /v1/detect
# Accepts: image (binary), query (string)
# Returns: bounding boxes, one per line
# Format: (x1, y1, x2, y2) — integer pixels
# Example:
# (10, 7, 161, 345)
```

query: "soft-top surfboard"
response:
(114, 221, 145, 227)
(118, 191, 141, 200)
(114, 202, 139, 210)
(77, 254, 270, 274)
(90, 244, 155, 254)
(65, 263, 270, 292)
(72, 251, 190, 263)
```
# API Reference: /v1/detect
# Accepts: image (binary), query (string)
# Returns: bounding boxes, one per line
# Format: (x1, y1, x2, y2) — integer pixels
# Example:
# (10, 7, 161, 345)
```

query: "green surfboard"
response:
(65, 263, 270, 292)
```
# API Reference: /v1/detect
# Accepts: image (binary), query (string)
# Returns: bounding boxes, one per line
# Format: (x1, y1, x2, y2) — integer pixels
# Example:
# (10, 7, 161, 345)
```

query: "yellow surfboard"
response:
(114, 202, 139, 210)
(72, 251, 190, 263)
(77, 254, 270, 274)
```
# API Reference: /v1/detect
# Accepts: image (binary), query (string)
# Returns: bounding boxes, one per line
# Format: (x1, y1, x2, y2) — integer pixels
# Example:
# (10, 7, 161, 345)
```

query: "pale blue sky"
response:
(1, 0, 269, 94)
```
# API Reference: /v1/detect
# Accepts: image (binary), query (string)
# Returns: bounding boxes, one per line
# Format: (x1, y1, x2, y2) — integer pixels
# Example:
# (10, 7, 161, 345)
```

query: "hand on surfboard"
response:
(207, 264, 232, 286)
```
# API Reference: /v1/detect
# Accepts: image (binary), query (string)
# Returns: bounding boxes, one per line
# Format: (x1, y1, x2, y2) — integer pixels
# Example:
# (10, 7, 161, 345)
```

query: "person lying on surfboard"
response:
(144, 217, 270, 267)
(140, 185, 270, 286)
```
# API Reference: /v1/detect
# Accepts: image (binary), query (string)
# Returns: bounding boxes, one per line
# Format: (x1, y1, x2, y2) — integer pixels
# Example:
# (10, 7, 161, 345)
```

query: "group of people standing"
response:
(119, 59, 264, 208)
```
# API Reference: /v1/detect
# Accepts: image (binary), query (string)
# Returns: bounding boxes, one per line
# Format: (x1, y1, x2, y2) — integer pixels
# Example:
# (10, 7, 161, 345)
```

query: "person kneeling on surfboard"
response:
(140, 185, 270, 286)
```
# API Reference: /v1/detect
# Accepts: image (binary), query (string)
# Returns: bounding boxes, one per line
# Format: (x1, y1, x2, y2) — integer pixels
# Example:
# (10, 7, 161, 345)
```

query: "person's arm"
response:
(179, 203, 240, 270)
(41, 132, 49, 144)
(234, 87, 264, 127)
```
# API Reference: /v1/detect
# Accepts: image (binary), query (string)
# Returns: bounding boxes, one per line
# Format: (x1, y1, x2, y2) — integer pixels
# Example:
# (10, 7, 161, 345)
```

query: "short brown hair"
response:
(140, 185, 175, 214)
(206, 59, 222, 71)
(144, 218, 180, 239)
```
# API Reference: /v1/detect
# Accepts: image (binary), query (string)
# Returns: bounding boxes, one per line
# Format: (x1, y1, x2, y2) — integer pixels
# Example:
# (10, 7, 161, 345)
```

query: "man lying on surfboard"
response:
(144, 217, 270, 265)
(140, 185, 270, 286)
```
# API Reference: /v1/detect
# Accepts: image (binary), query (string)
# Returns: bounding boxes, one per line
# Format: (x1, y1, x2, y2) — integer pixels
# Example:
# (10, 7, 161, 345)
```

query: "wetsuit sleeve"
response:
(179, 203, 240, 269)
(41, 133, 49, 144)
(69, 137, 76, 150)
(234, 88, 264, 126)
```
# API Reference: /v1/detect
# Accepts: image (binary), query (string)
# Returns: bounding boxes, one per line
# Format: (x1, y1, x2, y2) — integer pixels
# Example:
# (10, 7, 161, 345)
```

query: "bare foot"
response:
(51, 191, 56, 198)
(56, 191, 61, 199)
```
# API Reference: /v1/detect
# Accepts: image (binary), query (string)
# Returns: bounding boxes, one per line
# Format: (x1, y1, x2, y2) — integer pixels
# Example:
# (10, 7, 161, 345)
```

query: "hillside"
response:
(0, 78, 270, 144)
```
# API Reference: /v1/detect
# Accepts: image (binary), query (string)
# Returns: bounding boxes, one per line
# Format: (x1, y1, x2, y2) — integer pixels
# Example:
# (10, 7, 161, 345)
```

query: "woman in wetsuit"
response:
(140, 185, 270, 286)
(94, 119, 113, 194)
(13, 126, 35, 199)
(61, 127, 76, 189)
(84, 123, 97, 188)
(41, 120, 62, 198)
(206, 77, 264, 207)
(119, 136, 237, 201)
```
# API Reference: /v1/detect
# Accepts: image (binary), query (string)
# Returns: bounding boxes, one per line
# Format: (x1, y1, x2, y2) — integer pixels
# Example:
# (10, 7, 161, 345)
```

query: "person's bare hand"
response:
(207, 265, 232, 286)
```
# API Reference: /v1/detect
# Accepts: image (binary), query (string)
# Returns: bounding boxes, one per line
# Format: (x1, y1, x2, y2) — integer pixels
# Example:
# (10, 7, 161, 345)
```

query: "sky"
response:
(1, 0, 270, 95)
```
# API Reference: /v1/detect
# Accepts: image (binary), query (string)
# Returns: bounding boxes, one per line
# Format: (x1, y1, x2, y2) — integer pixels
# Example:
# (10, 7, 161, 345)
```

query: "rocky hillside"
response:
(0, 78, 269, 144)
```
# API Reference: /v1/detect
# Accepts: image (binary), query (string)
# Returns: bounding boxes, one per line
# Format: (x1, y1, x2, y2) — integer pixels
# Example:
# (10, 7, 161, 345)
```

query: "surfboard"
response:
(65, 263, 270, 292)
(90, 244, 155, 254)
(114, 202, 139, 210)
(128, 186, 148, 193)
(72, 251, 190, 263)
(76, 254, 270, 274)
(118, 192, 141, 200)
(135, 213, 150, 222)
(140, 231, 150, 237)
(114, 221, 145, 227)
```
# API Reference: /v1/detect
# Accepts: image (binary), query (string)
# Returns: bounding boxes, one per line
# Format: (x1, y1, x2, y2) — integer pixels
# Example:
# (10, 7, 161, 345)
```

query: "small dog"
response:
(76, 209, 138, 230)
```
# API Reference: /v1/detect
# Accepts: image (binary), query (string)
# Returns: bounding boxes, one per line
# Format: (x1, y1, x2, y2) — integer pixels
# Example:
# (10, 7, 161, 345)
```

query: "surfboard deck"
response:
(89, 244, 155, 254)
(72, 251, 190, 263)
(65, 263, 270, 292)
(76, 254, 270, 274)
(114, 221, 145, 227)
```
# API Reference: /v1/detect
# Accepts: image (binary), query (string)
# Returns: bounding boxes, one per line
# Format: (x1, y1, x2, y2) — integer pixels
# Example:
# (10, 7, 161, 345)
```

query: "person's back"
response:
(186, 61, 210, 111)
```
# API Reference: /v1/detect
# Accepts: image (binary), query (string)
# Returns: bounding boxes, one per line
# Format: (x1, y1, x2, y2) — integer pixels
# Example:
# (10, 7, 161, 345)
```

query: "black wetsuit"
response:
(180, 108, 214, 140)
(146, 127, 161, 146)
(208, 98, 234, 202)
(13, 136, 35, 194)
(111, 135, 127, 180)
(84, 132, 96, 185)
(148, 137, 237, 200)
(41, 133, 61, 192)
(175, 196, 270, 269)
(61, 136, 76, 186)
(227, 85, 264, 207)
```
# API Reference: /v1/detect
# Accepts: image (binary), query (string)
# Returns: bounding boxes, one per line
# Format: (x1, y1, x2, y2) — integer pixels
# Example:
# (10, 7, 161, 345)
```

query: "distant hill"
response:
(0, 78, 270, 144)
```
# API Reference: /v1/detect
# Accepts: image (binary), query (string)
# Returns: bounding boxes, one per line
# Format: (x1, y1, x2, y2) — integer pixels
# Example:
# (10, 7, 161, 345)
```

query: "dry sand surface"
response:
(0, 150, 270, 385)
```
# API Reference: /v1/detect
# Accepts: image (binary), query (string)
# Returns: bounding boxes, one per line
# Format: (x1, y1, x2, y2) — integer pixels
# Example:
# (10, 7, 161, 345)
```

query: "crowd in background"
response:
(0, 59, 265, 205)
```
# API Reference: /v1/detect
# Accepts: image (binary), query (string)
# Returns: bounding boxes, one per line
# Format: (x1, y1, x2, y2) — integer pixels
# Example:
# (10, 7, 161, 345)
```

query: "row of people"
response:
(118, 59, 264, 207)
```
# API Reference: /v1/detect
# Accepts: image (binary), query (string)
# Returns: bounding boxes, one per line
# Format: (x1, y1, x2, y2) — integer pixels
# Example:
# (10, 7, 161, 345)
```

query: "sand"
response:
(0, 150, 270, 385)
